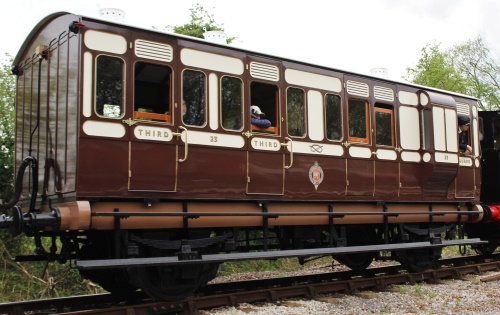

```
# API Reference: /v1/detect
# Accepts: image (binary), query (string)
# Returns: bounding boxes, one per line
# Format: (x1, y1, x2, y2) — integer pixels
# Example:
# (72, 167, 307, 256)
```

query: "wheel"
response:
(126, 230, 222, 300)
(394, 225, 442, 273)
(334, 226, 375, 271)
(473, 243, 498, 256)
(396, 247, 442, 272)
(128, 263, 219, 300)
(78, 234, 138, 296)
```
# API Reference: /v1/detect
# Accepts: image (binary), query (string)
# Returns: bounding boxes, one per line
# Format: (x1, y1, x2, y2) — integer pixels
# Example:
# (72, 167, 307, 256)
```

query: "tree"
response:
(405, 36, 500, 110)
(449, 36, 500, 110)
(0, 54, 15, 203)
(169, 4, 235, 43)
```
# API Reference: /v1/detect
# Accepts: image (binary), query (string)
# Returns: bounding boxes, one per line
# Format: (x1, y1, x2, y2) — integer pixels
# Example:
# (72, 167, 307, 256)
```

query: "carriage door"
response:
(246, 58, 287, 195)
(372, 82, 399, 197)
(343, 76, 374, 196)
(455, 101, 478, 198)
(127, 39, 178, 192)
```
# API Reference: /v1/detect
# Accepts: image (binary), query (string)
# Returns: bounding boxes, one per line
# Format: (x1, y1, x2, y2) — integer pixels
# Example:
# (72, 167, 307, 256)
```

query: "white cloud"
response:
(1, 0, 498, 81)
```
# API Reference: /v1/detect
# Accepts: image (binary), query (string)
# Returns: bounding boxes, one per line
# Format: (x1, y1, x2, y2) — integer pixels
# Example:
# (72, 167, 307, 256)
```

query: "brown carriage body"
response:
(5, 12, 491, 301)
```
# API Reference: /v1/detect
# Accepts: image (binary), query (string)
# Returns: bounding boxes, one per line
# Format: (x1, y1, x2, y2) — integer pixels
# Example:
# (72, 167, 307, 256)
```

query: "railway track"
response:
(1, 253, 499, 315)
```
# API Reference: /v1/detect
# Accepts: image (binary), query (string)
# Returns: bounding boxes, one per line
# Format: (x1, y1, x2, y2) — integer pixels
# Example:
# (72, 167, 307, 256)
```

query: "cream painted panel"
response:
(376, 149, 397, 160)
(84, 30, 127, 54)
(445, 109, 458, 152)
(459, 156, 473, 167)
(433, 107, 446, 151)
(423, 152, 431, 162)
(473, 118, 479, 156)
(401, 151, 421, 162)
(181, 48, 244, 75)
(285, 69, 342, 92)
(209, 73, 218, 130)
(420, 93, 429, 106)
(133, 126, 174, 141)
(82, 121, 126, 138)
(183, 130, 245, 148)
(435, 152, 458, 163)
(307, 90, 324, 141)
(291, 141, 343, 156)
(399, 106, 420, 150)
(398, 91, 418, 106)
(250, 137, 281, 151)
(83, 52, 93, 118)
(349, 146, 372, 158)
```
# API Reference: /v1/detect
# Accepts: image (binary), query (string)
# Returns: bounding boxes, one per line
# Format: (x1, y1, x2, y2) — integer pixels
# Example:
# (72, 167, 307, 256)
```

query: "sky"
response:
(1, 0, 499, 82)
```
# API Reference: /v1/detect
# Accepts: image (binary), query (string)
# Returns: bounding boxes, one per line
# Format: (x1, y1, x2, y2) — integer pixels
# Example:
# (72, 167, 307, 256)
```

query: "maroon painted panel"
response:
(346, 158, 374, 196)
(77, 138, 129, 196)
(175, 147, 247, 198)
(455, 165, 475, 198)
(399, 162, 423, 199)
(247, 151, 284, 195)
(374, 160, 399, 197)
(129, 142, 177, 191)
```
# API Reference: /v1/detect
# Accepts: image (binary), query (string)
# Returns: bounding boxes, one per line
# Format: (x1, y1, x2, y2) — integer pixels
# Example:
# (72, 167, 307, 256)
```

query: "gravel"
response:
(201, 264, 500, 315)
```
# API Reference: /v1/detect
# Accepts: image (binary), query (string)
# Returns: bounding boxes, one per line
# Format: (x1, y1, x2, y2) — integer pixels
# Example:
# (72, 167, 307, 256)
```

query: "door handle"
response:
(281, 137, 293, 169)
(172, 126, 188, 162)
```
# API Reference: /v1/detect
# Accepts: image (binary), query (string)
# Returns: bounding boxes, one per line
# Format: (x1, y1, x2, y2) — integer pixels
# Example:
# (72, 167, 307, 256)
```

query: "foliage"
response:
(0, 235, 102, 302)
(0, 54, 15, 203)
(449, 36, 500, 110)
(405, 36, 500, 110)
(169, 3, 235, 44)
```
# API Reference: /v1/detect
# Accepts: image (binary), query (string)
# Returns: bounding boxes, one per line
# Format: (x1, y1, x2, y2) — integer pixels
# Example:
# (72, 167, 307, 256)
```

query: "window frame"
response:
(220, 75, 243, 132)
(181, 68, 207, 128)
(286, 86, 306, 138)
(94, 54, 125, 119)
(347, 98, 370, 144)
(133, 60, 173, 124)
(324, 93, 343, 142)
(374, 105, 395, 147)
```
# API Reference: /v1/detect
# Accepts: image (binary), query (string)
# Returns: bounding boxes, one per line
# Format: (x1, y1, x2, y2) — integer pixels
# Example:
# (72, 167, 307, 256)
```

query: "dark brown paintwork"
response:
(11, 12, 481, 229)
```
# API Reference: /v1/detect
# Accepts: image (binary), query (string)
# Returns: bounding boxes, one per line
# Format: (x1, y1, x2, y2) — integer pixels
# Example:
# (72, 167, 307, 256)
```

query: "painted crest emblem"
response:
(308, 161, 324, 190)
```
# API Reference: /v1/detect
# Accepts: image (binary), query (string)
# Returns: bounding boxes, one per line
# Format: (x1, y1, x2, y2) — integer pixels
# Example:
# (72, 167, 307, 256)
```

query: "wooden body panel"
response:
(12, 12, 481, 215)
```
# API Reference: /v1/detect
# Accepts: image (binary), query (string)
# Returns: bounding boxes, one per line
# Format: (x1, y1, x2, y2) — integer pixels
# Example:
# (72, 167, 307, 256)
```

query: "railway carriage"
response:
(1, 12, 498, 300)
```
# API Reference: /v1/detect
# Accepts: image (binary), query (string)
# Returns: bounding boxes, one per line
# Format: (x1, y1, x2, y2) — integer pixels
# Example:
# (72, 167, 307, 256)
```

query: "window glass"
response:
(221, 76, 242, 130)
(287, 87, 305, 137)
(182, 69, 206, 126)
(325, 94, 342, 140)
(421, 109, 431, 150)
(95, 55, 124, 118)
(375, 105, 394, 146)
(134, 62, 171, 122)
(348, 99, 369, 143)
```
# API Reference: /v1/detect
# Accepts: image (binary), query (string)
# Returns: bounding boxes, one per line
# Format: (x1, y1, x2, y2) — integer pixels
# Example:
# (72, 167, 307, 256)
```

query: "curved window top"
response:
(182, 69, 206, 127)
(95, 55, 124, 119)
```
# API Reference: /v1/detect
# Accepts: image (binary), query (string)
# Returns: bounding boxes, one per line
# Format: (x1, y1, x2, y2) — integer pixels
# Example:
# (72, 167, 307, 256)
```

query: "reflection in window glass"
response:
(287, 87, 305, 137)
(134, 62, 171, 121)
(221, 76, 242, 130)
(182, 70, 205, 126)
(96, 55, 124, 118)
(375, 107, 394, 146)
(325, 94, 342, 140)
(421, 109, 431, 150)
(348, 99, 369, 142)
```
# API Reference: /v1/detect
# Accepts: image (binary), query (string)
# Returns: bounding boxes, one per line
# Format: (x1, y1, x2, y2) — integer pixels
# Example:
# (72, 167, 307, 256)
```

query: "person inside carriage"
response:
(250, 105, 272, 129)
(458, 115, 472, 154)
